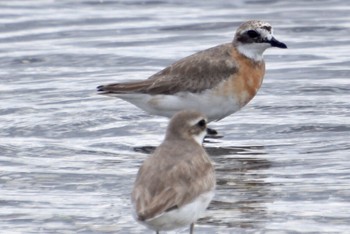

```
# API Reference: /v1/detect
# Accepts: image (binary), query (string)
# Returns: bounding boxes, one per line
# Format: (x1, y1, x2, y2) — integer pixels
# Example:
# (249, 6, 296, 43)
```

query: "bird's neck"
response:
(191, 131, 206, 146)
(236, 43, 267, 61)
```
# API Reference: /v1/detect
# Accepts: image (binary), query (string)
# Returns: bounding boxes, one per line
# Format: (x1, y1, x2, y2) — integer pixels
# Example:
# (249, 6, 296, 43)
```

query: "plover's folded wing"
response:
(133, 186, 178, 221)
(98, 43, 237, 95)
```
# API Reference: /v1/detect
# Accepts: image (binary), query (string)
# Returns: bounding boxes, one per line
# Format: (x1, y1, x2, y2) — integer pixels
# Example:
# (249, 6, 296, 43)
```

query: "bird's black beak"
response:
(206, 127, 218, 136)
(269, 36, 287, 49)
(205, 127, 223, 140)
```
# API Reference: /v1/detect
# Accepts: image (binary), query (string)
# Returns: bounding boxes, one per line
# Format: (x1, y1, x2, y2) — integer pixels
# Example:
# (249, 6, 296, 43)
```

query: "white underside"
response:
(108, 90, 241, 122)
(139, 190, 214, 232)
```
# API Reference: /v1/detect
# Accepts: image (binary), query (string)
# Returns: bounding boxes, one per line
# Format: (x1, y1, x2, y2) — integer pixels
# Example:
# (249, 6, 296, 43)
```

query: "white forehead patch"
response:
(256, 28, 273, 40)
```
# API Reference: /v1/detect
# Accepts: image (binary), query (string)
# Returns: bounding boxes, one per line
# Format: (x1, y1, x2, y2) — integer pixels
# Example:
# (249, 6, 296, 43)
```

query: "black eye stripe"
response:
(247, 30, 260, 38)
(197, 119, 206, 127)
(262, 26, 272, 32)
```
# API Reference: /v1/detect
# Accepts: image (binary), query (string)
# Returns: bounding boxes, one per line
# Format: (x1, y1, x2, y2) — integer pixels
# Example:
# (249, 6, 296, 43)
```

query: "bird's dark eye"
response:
(197, 119, 206, 128)
(247, 30, 260, 38)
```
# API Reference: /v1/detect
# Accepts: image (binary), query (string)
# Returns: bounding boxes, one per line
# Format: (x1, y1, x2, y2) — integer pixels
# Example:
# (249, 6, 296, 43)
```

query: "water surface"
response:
(1, 0, 350, 233)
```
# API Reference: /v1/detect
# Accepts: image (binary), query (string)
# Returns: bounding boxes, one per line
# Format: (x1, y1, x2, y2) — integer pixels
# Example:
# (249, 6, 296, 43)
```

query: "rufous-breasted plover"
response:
(98, 20, 287, 122)
(131, 110, 215, 233)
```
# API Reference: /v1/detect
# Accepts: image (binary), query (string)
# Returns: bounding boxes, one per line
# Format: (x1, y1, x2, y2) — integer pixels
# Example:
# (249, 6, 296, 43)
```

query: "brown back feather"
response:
(99, 43, 237, 95)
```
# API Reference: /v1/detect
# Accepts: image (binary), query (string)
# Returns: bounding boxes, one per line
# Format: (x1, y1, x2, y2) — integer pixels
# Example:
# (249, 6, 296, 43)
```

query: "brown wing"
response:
(98, 43, 237, 95)
(131, 141, 215, 221)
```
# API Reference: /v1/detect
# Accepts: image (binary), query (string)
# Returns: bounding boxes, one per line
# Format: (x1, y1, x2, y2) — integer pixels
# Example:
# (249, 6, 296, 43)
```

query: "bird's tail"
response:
(97, 80, 153, 95)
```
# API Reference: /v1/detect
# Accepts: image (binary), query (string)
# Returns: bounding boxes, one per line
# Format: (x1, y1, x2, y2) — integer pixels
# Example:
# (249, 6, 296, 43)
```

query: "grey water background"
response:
(1, 0, 349, 233)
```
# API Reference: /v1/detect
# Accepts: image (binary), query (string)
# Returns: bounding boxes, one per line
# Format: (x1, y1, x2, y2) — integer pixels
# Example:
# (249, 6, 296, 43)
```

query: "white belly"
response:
(139, 190, 214, 232)
(113, 90, 241, 122)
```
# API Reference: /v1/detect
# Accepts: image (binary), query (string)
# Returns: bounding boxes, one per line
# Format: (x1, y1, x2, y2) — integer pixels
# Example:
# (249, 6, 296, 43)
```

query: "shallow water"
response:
(1, 0, 350, 233)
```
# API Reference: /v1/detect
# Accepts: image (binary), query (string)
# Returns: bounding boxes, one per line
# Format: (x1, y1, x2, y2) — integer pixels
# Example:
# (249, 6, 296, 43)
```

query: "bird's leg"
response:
(190, 223, 194, 234)
(156, 231, 159, 234)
